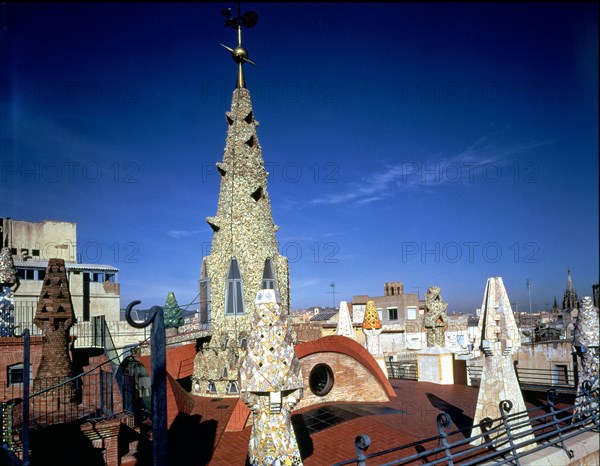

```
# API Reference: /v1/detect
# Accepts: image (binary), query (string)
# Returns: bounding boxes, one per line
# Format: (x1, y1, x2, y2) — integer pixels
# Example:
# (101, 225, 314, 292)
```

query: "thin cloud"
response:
(167, 229, 202, 239)
(310, 133, 554, 207)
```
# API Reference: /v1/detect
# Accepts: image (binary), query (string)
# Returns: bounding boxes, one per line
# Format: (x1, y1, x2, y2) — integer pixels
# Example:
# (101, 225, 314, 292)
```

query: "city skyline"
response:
(1, 3, 598, 312)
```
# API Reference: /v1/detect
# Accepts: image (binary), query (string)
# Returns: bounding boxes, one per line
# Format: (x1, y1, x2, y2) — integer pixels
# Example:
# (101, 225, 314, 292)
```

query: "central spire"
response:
(192, 6, 290, 398)
(220, 4, 258, 88)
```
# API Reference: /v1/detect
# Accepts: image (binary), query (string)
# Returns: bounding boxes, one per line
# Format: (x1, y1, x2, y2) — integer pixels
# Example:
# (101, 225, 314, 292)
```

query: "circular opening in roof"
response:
(309, 363, 334, 397)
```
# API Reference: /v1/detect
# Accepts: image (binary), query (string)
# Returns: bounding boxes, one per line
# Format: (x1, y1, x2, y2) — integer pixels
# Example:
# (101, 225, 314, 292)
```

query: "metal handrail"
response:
(333, 382, 598, 465)
(467, 364, 577, 391)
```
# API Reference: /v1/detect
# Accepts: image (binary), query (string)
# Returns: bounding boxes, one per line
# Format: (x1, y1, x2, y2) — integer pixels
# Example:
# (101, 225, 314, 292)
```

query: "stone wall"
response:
(515, 341, 575, 371)
(1, 219, 77, 262)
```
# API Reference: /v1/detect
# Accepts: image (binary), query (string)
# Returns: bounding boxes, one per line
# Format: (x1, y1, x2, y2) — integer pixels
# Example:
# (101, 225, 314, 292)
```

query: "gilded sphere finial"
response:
(232, 46, 249, 64)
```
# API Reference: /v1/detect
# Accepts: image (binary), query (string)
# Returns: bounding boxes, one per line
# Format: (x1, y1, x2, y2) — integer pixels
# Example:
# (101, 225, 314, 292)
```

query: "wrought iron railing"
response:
(467, 363, 577, 392)
(5, 370, 115, 431)
(513, 363, 577, 392)
(332, 381, 599, 465)
(386, 361, 418, 380)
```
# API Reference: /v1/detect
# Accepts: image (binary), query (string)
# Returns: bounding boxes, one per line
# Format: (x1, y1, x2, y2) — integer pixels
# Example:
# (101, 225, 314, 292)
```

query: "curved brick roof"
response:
(133, 335, 395, 434)
(295, 335, 396, 399)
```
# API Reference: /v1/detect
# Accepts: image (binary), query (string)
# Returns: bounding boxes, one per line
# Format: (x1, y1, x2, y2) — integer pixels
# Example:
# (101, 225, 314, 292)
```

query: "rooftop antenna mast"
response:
(413, 286, 421, 300)
(327, 282, 337, 308)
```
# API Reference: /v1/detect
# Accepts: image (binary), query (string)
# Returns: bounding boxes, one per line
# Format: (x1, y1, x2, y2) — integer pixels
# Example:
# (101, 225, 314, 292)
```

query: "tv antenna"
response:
(327, 282, 337, 308)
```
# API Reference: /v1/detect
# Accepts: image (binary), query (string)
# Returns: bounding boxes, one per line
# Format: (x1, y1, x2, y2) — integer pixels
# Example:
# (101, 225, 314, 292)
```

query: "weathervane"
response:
(220, 3, 259, 88)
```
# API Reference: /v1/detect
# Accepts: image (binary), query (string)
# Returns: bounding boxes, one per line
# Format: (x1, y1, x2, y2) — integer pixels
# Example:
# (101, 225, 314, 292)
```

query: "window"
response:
(377, 308, 383, 321)
(36, 269, 45, 281)
(262, 259, 276, 290)
(199, 278, 211, 324)
(7, 363, 31, 386)
(207, 381, 217, 393)
(387, 307, 398, 320)
(32, 249, 40, 257)
(407, 307, 417, 320)
(554, 364, 569, 385)
(199, 262, 211, 325)
(224, 258, 244, 315)
(16, 268, 35, 280)
(226, 381, 239, 394)
(20, 248, 29, 256)
(309, 364, 334, 396)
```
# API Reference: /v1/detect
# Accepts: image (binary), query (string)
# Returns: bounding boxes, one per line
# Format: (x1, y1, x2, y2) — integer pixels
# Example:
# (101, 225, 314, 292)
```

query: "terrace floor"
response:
(207, 380, 477, 465)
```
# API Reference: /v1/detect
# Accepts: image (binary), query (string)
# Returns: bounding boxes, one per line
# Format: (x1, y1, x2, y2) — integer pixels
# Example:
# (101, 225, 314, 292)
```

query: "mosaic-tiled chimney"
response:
(362, 300, 387, 377)
(240, 289, 303, 465)
(573, 296, 599, 416)
(423, 286, 448, 347)
(336, 301, 355, 340)
(362, 300, 382, 355)
(33, 258, 76, 407)
(0, 247, 19, 337)
(471, 277, 534, 451)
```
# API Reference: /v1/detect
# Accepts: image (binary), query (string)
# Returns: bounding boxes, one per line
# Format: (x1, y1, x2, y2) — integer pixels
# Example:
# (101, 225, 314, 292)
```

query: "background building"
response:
(352, 282, 421, 353)
(1, 217, 121, 334)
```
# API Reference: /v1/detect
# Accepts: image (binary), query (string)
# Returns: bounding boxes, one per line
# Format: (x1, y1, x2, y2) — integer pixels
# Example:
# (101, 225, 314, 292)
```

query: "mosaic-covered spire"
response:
(240, 289, 303, 465)
(0, 247, 19, 337)
(192, 14, 289, 397)
(471, 277, 534, 450)
(336, 300, 355, 339)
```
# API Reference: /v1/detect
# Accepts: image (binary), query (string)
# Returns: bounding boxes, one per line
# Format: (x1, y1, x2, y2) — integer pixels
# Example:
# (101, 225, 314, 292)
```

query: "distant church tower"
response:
(192, 12, 289, 397)
(562, 269, 579, 311)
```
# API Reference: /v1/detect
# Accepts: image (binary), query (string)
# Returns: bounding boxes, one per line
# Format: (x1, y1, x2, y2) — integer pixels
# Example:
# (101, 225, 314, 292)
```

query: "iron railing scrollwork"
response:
(333, 380, 599, 465)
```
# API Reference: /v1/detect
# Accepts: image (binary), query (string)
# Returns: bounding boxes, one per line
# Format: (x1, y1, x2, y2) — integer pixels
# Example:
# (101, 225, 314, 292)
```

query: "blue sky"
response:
(1, 3, 598, 313)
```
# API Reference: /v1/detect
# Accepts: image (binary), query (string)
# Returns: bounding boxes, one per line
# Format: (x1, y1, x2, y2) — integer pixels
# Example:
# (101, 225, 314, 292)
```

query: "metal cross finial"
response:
(220, 4, 259, 88)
